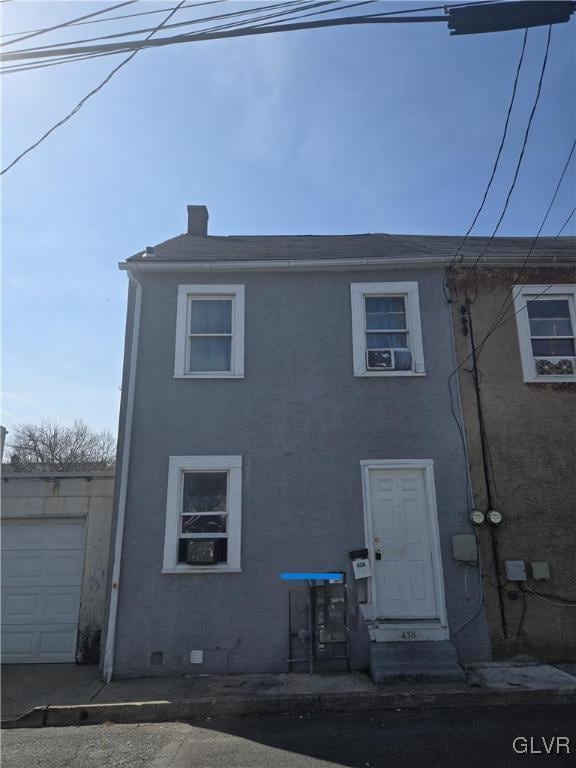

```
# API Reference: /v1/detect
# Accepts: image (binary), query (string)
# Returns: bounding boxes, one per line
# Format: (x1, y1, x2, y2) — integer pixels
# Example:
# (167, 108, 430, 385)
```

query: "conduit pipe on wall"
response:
(465, 300, 508, 639)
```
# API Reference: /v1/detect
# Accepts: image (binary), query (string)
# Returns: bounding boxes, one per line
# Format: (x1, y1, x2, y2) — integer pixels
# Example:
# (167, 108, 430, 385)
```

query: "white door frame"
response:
(360, 459, 449, 642)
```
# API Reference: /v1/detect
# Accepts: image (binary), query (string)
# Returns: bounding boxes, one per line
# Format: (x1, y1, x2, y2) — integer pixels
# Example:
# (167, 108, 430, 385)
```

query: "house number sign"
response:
(352, 557, 371, 580)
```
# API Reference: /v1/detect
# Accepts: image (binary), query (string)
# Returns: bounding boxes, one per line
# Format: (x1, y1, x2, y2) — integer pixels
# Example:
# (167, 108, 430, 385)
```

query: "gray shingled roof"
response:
(127, 233, 576, 263)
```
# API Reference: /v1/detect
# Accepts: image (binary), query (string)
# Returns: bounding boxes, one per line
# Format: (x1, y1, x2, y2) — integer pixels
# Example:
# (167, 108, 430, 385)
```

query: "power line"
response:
(0, 1, 503, 71)
(480, 137, 576, 338)
(0, 0, 340, 76)
(1, 0, 336, 167)
(473, 205, 576, 361)
(448, 206, 576, 383)
(0, 1, 316, 75)
(443, 26, 529, 300)
(463, 23, 554, 301)
(0, 1, 222, 38)
(1, 1, 188, 175)
(0, 1, 139, 48)
(0, 1, 476, 40)
(0, 9, 454, 65)
(4, 0, 317, 54)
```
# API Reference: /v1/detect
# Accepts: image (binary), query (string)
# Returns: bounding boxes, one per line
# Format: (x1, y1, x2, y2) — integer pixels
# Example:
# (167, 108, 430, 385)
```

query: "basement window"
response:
(513, 285, 576, 383)
(162, 456, 242, 573)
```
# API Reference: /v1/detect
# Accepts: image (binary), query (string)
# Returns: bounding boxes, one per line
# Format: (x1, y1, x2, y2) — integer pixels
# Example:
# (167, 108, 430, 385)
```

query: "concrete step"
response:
(369, 641, 465, 684)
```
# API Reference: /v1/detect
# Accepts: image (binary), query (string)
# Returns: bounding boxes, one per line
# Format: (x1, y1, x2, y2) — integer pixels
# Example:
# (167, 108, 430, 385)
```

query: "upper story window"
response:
(513, 285, 576, 383)
(163, 455, 242, 573)
(350, 282, 426, 377)
(174, 285, 245, 378)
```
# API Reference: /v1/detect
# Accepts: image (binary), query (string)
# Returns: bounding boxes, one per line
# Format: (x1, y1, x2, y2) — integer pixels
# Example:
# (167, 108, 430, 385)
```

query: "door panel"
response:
(369, 468, 438, 620)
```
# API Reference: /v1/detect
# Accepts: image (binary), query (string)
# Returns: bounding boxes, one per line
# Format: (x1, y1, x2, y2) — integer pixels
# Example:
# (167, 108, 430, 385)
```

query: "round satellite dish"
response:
(487, 509, 502, 525)
(470, 509, 485, 526)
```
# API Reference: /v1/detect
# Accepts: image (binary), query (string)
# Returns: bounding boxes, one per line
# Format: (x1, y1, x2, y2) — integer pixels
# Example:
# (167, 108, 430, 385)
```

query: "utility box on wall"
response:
(452, 534, 478, 563)
(505, 560, 527, 582)
(531, 562, 551, 581)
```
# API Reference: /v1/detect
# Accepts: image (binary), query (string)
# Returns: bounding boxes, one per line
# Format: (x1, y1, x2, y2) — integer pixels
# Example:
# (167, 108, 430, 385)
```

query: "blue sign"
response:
(280, 572, 343, 581)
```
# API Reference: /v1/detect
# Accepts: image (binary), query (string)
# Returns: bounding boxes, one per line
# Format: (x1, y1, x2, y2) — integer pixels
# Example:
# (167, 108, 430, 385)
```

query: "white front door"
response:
(364, 463, 446, 634)
(1, 519, 85, 663)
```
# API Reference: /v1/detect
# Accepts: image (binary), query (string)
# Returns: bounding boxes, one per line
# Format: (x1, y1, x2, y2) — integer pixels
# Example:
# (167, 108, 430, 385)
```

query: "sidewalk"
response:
(2, 663, 576, 729)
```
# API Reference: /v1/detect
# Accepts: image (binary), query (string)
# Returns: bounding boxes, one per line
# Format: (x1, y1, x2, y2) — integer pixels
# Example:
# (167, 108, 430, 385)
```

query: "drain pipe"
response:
(102, 272, 142, 682)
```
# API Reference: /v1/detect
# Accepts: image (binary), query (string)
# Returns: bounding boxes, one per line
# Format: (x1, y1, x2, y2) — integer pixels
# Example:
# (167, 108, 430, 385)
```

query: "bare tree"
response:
(7, 420, 116, 472)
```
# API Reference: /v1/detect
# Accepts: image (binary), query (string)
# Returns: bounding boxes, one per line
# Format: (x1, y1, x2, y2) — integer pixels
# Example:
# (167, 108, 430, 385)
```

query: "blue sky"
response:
(1, 1, 575, 437)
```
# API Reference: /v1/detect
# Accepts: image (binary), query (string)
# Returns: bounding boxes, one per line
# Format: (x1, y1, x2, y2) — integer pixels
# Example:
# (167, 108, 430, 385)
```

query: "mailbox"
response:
(349, 548, 371, 580)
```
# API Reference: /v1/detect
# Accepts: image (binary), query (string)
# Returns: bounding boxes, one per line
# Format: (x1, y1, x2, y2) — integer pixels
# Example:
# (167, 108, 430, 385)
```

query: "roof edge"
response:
(119, 255, 575, 273)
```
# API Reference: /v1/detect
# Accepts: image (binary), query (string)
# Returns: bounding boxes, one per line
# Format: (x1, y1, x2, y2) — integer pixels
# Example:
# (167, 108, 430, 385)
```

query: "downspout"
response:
(102, 272, 142, 682)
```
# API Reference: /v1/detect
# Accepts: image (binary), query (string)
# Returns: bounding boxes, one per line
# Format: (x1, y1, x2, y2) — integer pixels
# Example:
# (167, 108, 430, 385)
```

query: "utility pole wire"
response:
(0, 1, 223, 38)
(443, 26, 529, 297)
(0, 11, 449, 63)
(0, 0, 313, 74)
(0, 1, 501, 68)
(0, 1, 490, 40)
(463, 24, 553, 300)
(448, 206, 576, 381)
(1, 1, 188, 175)
(481, 137, 576, 335)
(7, 0, 342, 55)
(0, 2, 372, 76)
(0, 1, 138, 48)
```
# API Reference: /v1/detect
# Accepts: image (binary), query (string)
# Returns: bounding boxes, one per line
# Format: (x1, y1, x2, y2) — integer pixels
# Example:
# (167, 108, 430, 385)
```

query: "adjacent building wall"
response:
(110, 266, 491, 678)
(1, 471, 115, 662)
(452, 267, 576, 661)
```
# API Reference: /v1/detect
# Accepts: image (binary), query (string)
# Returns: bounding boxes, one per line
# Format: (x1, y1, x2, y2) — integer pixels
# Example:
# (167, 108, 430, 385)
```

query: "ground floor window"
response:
(162, 456, 242, 573)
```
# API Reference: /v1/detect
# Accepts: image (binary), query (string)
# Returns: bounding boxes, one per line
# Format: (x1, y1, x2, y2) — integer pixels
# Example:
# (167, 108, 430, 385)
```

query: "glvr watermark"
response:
(513, 737, 571, 755)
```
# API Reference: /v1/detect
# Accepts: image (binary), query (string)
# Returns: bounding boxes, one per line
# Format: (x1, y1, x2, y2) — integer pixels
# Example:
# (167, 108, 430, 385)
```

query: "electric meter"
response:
(470, 509, 485, 526)
(487, 509, 502, 525)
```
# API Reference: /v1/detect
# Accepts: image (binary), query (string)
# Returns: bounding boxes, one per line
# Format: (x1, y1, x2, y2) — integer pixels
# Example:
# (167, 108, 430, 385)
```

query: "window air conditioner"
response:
(186, 540, 217, 565)
(366, 349, 394, 370)
(535, 357, 575, 377)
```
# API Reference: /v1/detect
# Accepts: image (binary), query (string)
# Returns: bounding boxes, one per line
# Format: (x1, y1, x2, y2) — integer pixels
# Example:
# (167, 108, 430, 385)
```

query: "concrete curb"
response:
(2, 688, 576, 729)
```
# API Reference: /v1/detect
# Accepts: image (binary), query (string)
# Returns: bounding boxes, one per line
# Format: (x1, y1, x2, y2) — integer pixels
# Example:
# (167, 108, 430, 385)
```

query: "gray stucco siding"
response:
(113, 267, 491, 677)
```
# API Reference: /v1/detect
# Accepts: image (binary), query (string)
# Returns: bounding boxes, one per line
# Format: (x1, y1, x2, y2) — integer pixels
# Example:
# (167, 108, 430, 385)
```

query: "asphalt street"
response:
(2, 705, 576, 768)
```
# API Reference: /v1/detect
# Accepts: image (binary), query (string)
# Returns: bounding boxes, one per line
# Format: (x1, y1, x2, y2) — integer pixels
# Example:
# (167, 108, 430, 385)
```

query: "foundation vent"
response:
(190, 650, 204, 664)
(150, 651, 163, 666)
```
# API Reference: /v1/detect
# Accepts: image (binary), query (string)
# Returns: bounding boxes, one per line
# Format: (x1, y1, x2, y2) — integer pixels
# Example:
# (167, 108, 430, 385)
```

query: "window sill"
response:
(162, 566, 242, 574)
(524, 376, 576, 384)
(173, 373, 244, 380)
(354, 370, 427, 378)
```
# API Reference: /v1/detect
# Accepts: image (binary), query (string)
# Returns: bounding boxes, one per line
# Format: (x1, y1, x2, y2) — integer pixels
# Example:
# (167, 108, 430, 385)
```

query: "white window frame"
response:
(350, 282, 426, 377)
(174, 284, 245, 378)
(162, 455, 242, 573)
(513, 284, 576, 384)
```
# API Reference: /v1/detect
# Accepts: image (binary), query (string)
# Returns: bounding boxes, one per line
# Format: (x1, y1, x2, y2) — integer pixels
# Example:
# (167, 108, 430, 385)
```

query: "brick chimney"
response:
(187, 205, 209, 236)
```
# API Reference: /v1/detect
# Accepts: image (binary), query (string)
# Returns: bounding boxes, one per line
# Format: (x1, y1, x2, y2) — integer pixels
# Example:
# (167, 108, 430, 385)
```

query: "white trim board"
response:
(360, 459, 449, 643)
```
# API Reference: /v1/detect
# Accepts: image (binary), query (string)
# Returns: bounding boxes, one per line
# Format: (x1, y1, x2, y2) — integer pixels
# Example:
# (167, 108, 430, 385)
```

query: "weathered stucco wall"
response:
(1, 472, 114, 662)
(111, 267, 491, 678)
(452, 267, 576, 661)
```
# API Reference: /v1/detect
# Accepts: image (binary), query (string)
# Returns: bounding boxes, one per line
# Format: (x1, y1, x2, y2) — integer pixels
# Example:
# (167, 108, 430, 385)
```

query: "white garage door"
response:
(1, 519, 85, 663)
